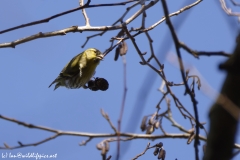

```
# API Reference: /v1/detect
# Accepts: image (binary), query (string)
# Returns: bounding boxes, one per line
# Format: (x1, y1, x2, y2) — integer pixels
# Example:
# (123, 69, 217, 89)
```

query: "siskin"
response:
(49, 48, 104, 90)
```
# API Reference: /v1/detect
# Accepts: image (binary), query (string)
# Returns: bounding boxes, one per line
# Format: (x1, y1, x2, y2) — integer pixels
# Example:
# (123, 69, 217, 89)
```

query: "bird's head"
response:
(86, 48, 104, 63)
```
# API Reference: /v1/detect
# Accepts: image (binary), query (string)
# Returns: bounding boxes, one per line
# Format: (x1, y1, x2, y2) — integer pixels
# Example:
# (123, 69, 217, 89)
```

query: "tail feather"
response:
(48, 80, 56, 88)
(54, 83, 61, 90)
(49, 78, 62, 90)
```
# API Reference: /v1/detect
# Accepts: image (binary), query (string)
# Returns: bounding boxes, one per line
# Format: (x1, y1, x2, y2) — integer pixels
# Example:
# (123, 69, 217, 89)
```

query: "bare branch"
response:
(133, 0, 203, 33)
(231, 0, 240, 6)
(81, 0, 158, 47)
(0, 134, 59, 149)
(80, 0, 91, 26)
(101, 109, 118, 133)
(79, 137, 92, 146)
(0, 113, 211, 150)
(106, 155, 112, 160)
(179, 41, 231, 58)
(0, 0, 136, 34)
(0, 26, 114, 48)
(123, 25, 162, 76)
(164, 110, 191, 134)
(0, 0, 159, 49)
(160, 0, 200, 159)
(167, 53, 240, 121)
(0, 114, 59, 133)
(220, 0, 240, 17)
(159, 117, 167, 135)
(132, 143, 150, 160)
(116, 55, 128, 160)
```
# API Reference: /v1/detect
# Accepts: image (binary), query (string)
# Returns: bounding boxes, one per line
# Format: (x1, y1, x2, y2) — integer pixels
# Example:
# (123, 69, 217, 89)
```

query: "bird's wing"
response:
(79, 64, 83, 77)
(78, 51, 88, 77)
(60, 52, 84, 78)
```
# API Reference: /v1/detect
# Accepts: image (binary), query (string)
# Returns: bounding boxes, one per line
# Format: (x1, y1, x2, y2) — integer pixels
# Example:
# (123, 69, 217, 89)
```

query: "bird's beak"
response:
(97, 54, 104, 60)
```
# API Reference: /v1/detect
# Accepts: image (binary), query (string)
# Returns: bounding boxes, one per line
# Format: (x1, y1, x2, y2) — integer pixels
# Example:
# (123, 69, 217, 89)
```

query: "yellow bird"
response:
(49, 48, 104, 90)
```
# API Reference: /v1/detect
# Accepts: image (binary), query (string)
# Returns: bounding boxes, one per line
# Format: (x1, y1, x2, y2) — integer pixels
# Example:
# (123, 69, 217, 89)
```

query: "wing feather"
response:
(60, 51, 86, 78)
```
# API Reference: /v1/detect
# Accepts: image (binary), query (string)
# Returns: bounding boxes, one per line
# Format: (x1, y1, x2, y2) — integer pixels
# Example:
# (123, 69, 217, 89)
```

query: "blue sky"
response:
(0, 0, 239, 160)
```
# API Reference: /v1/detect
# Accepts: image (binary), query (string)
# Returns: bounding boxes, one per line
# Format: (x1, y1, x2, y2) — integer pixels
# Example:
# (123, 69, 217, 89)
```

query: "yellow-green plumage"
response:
(49, 48, 103, 90)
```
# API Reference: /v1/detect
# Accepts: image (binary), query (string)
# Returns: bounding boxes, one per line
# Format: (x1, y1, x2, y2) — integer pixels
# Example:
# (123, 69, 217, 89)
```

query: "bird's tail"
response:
(53, 83, 61, 90)
(49, 77, 62, 90)
(48, 80, 56, 88)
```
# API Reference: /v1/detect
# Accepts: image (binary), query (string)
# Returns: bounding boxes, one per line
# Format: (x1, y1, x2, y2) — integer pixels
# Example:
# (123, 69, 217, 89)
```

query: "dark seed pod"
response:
(101, 146, 107, 155)
(90, 86, 99, 91)
(95, 78, 109, 91)
(140, 116, 148, 131)
(104, 141, 110, 152)
(96, 143, 103, 150)
(119, 41, 128, 56)
(153, 147, 160, 156)
(87, 80, 99, 91)
(146, 125, 154, 134)
(114, 46, 120, 61)
(87, 80, 95, 89)
(156, 142, 163, 148)
(154, 121, 160, 129)
(158, 148, 166, 160)
(149, 112, 157, 125)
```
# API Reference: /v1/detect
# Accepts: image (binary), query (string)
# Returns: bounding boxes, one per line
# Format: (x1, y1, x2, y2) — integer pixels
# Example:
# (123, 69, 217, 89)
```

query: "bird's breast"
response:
(64, 61, 99, 89)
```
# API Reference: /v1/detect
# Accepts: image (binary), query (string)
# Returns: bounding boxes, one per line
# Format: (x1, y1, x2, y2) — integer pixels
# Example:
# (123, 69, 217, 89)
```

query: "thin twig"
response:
(159, 117, 167, 135)
(132, 0, 203, 33)
(79, 137, 93, 146)
(0, 0, 159, 49)
(81, 1, 141, 47)
(123, 26, 162, 75)
(0, 113, 213, 150)
(166, 52, 240, 133)
(0, 0, 136, 34)
(80, 0, 90, 26)
(141, 7, 163, 68)
(220, 0, 240, 16)
(81, 0, 158, 48)
(123, 21, 199, 146)
(132, 143, 151, 160)
(106, 155, 112, 160)
(164, 109, 191, 134)
(101, 109, 118, 133)
(179, 41, 231, 58)
(0, 134, 59, 149)
(117, 55, 128, 160)
(103, 39, 124, 57)
(160, 0, 200, 159)
(231, 0, 240, 6)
